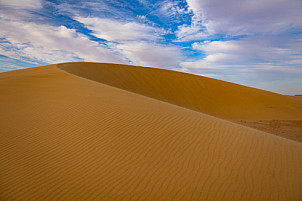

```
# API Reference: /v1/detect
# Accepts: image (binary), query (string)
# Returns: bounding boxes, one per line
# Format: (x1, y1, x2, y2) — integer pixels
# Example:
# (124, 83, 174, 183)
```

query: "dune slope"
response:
(59, 62, 302, 142)
(59, 62, 302, 121)
(1, 64, 302, 200)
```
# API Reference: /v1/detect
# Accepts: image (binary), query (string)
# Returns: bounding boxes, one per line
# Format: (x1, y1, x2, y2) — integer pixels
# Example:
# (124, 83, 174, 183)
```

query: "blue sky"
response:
(0, 0, 302, 94)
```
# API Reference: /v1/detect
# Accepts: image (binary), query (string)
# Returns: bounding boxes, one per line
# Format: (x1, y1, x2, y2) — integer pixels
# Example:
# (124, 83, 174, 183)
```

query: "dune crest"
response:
(1, 63, 302, 200)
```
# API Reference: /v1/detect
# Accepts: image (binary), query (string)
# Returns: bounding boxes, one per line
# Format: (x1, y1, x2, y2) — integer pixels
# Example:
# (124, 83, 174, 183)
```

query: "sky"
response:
(0, 0, 302, 94)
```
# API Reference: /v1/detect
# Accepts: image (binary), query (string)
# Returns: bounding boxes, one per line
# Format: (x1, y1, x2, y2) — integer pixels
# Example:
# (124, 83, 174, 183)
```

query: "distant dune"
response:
(1, 62, 302, 200)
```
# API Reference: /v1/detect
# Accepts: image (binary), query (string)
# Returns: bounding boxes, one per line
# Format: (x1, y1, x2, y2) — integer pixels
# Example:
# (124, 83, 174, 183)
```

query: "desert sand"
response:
(1, 62, 302, 200)
(60, 62, 302, 142)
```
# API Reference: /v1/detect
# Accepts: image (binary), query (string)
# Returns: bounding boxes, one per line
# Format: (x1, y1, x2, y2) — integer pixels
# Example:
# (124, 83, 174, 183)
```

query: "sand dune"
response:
(1, 63, 302, 200)
(59, 62, 302, 142)
(59, 62, 302, 121)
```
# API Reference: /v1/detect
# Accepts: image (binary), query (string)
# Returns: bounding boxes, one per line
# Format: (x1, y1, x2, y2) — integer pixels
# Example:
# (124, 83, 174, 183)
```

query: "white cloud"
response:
(175, 22, 209, 42)
(160, 0, 191, 17)
(0, 17, 127, 64)
(0, 0, 42, 22)
(185, 0, 302, 36)
(174, 0, 302, 94)
(176, 0, 302, 41)
(76, 16, 182, 68)
(0, 44, 39, 65)
(0, 0, 42, 9)
(191, 37, 302, 65)
(116, 42, 182, 68)
(76, 17, 167, 42)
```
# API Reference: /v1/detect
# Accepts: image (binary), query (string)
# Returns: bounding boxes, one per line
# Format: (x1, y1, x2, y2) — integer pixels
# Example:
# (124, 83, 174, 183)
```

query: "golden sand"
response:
(59, 62, 302, 121)
(59, 62, 302, 142)
(1, 63, 302, 200)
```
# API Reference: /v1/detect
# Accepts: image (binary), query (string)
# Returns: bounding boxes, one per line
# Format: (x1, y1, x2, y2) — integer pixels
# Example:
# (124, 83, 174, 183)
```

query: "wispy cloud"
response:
(76, 17, 167, 42)
(0, 0, 42, 9)
(116, 42, 182, 68)
(76, 16, 182, 68)
(185, 0, 302, 36)
(191, 36, 302, 65)
(0, 16, 127, 64)
(160, 0, 191, 18)
(180, 36, 302, 85)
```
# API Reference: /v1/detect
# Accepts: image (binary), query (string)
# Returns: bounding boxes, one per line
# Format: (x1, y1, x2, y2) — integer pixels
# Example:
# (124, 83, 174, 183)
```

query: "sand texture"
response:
(1, 62, 302, 200)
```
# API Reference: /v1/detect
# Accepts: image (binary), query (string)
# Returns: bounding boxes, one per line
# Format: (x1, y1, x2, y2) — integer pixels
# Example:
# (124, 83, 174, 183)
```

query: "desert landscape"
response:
(1, 62, 302, 200)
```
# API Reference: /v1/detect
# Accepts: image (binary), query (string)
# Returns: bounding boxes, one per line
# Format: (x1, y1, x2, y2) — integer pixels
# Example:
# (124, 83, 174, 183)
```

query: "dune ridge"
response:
(1, 63, 302, 200)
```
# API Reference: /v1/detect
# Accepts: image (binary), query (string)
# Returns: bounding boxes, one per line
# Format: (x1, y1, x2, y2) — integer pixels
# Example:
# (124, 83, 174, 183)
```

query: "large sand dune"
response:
(59, 62, 302, 121)
(1, 63, 302, 200)
(59, 62, 302, 142)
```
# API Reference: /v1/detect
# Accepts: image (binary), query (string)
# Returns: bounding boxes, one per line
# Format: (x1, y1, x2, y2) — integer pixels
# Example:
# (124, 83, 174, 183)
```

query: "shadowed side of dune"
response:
(58, 62, 302, 121)
(1, 64, 302, 200)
